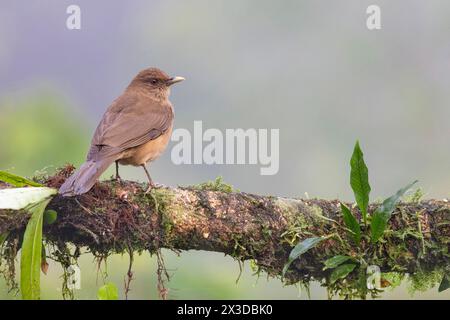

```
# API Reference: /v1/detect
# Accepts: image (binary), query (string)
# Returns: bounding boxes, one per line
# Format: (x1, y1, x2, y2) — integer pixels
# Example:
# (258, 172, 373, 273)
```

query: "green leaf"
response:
(0, 170, 43, 187)
(97, 282, 119, 300)
(375, 180, 419, 218)
(438, 274, 449, 292)
(43, 210, 57, 225)
(356, 266, 368, 298)
(340, 203, 361, 245)
(329, 263, 357, 284)
(20, 198, 51, 300)
(323, 255, 353, 270)
(371, 180, 418, 243)
(350, 141, 371, 224)
(282, 237, 324, 276)
(0, 187, 57, 210)
(370, 214, 388, 244)
(0, 184, 57, 300)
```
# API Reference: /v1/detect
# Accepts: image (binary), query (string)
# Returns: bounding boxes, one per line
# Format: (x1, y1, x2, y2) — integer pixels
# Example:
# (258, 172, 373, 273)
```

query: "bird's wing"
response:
(87, 91, 173, 161)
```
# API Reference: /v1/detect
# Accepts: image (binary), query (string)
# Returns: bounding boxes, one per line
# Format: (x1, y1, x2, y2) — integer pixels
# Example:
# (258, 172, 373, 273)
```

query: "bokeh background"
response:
(1, 0, 449, 299)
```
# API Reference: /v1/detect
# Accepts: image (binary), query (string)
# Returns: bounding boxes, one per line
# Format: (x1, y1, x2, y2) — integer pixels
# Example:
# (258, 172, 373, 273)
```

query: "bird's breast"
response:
(119, 125, 173, 166)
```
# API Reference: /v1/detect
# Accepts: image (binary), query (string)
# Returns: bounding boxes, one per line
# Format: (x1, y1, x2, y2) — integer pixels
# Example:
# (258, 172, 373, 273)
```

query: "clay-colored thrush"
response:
(59, 67, 184, 196)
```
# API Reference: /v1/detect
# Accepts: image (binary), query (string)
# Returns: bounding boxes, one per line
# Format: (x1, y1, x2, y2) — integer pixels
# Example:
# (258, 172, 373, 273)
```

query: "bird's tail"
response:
(59, 157, 116, 196)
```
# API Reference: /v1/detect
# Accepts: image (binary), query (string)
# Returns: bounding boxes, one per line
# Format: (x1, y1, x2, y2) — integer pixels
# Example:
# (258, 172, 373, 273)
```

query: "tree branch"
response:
(0, 168, 449, 297)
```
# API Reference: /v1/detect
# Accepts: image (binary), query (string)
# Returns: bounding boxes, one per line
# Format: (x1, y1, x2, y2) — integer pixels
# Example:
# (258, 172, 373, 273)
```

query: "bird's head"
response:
(129, 67, 184, 99)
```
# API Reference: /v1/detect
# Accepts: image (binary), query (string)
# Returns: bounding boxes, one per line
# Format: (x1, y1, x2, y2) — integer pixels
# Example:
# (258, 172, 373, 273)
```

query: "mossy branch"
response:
(0, 169, 449, 298)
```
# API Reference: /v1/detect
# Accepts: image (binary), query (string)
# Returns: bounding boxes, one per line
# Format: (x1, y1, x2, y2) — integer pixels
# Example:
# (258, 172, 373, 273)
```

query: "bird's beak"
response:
(167, 76, 185, 85)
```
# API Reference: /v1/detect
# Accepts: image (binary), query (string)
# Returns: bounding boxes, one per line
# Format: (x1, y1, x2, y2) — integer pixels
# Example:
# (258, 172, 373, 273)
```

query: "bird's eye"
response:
(150, 79, 158, 84)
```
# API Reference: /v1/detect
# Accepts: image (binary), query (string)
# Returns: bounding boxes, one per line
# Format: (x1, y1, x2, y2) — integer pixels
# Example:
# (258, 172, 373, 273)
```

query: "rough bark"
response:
(0, 169, 449, 297)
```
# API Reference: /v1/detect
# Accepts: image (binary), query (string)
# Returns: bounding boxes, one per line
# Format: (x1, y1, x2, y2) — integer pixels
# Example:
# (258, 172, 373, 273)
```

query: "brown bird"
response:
(59, 67, 184, 196)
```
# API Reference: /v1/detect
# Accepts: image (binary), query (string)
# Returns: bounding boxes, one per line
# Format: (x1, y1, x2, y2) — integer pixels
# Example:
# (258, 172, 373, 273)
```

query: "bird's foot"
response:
(144, 182, 156, 194)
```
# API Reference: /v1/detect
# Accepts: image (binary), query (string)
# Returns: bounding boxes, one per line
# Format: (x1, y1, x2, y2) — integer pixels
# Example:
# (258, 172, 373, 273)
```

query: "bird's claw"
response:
(144, 182, 165, 194)
(144, 182, 155, 194)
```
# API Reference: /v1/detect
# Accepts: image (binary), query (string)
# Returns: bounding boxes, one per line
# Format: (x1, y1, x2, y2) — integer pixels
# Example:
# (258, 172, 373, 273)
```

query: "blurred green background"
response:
(1, 1, 449, 299)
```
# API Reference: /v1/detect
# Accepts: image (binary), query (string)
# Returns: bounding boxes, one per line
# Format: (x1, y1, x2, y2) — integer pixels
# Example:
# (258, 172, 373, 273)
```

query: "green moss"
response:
(188, 176, 236, 193)
(261, 224, 272, 240)
(381, 272, 404, 289)
(231, 236, 248, 259)
(134, 187, 174, 213)
(161, 214, 175, 243)
(310, 205, 337, 225)
(144, 188, 178, 244)
(277, 199, 311, 245)
(408, 268, 444, 294)
(404, 188, 424, 203)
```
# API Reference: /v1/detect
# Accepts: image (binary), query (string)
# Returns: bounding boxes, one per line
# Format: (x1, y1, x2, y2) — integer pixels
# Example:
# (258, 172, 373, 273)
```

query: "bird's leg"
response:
(142, 165, 155, 193)
(114, 161, 122, 182)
